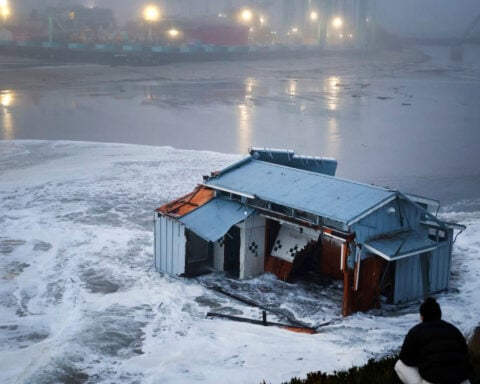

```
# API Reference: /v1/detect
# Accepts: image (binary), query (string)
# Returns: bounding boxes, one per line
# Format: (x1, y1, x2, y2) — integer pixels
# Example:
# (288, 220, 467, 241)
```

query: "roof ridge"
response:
(251, 158, 395, 193)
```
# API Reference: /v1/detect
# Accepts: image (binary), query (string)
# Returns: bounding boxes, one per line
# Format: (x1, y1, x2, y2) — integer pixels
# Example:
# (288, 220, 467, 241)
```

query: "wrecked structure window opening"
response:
(185, 229, 214, 276)
(378, 261, 396, 304)
(290, 240, 322, 279)
(428, 227, 448, 242)
(265, 218, 348, 288)
(293, 208, 318, 224)
(251, 200, 320, 228)
(223, 226, 241, 278)
(247, 197, 268, 209)
(270, 202, 294, 217)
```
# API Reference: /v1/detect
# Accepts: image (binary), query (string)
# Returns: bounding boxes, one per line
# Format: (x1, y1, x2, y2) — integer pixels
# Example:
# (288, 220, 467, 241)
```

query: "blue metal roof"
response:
(204, 158, 396, 225)
(179, 198, 255, 242)
(249, 148, 337, 176)
(364, 231, 438, 261)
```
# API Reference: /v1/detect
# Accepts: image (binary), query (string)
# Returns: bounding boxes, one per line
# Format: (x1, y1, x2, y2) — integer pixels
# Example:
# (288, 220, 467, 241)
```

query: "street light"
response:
(1, 7, 9, 23)
(143, 4, 160, 41)
(1, 90, 12, 107)
(143, 5, 160, 22)
(0, 0, 9, 24)
(167, 28, 181, 39)
(308, 11, 320, 44)
(239, 8, 253, 24)
(332, 17, 343, 29)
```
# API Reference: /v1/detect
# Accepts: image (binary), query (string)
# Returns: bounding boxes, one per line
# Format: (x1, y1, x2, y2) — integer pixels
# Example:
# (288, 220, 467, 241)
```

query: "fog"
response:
(11, 0, 480, 38)
(377, 0, 480, 38)
(2, 1, 480, 384)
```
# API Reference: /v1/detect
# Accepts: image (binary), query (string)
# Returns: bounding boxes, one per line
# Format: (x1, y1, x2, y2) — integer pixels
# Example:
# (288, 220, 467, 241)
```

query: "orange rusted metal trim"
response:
(156, 185, 214, 218)
(281, 326, 317, 334)
(264, 255, 293, 281)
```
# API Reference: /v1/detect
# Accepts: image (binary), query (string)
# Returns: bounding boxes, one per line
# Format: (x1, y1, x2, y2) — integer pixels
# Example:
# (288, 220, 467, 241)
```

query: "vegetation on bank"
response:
(281, 355, 402, 384)
(267, 330, 480, 384)
(470, 329, 480, 383)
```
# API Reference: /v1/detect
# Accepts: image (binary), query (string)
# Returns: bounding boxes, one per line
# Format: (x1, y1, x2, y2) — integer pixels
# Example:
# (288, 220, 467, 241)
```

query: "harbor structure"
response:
(154, 148, 464, 316)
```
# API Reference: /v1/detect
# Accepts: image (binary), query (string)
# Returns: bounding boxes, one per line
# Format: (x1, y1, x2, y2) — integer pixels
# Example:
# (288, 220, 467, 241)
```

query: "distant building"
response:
(11, 0, 375, 47)
(154, 148, 464, 316)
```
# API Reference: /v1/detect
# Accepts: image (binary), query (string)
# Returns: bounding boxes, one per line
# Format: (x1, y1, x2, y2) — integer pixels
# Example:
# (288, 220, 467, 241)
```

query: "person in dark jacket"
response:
(395, 297, 472, 384)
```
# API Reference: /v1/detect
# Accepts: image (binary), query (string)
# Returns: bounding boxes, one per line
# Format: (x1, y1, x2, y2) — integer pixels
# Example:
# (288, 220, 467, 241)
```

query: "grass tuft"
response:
(262, 330, 480, 384)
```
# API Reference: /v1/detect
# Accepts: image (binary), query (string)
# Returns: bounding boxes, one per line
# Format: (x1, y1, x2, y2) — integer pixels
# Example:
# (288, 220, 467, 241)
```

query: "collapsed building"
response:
(154, 148, 464, 316)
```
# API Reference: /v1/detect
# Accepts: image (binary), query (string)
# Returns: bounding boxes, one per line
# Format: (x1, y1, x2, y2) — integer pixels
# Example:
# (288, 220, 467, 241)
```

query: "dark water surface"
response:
(1, 45, 479, 204)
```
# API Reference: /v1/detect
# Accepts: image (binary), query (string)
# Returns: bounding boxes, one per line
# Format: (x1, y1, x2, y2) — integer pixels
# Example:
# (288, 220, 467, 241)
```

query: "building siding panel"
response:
(394, 241, 452, 303)
(355, 200, 432, 253)
(429, 242, 452, 292)
(155, 215, 185, 275)
(238, 215, 266, 279)
(394, 255, 424, 303)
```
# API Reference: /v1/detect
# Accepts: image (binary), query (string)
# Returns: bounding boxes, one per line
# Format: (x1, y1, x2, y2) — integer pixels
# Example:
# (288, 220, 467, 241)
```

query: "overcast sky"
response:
(13, 0, 480, 38)
(90, 0, 480, 37)
(376, 0, 480, 37)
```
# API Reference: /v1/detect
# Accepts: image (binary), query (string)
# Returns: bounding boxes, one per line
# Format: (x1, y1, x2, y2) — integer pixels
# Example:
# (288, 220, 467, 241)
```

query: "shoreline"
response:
(0, 47, 428, 91)
(2, 45, 478, 206)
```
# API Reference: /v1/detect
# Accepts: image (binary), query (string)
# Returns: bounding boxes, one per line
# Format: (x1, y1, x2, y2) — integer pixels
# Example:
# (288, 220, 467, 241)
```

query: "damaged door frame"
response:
(257, 207, 361, 316)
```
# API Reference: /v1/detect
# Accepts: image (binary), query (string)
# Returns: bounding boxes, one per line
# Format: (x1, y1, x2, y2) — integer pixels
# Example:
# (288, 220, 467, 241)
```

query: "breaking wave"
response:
(0, 141, 478, 384)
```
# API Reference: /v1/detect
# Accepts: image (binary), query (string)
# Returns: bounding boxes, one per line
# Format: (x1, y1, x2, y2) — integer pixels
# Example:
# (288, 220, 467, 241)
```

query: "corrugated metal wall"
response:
(354, 199, 411, 242)
(427, 245, 450, 292)
(154, 214, 186, 275)
(428, 230, 453, 292)
(354, 198, 430, 243)
(213, 239, 224, 272)
(394, 254, 425, 303)
(393, 233, 453, 304)
(355, 256, 385, 311)
(353, 197, 454, 304)
(239, 215, 265, 279)
(320, 235, 344, 280)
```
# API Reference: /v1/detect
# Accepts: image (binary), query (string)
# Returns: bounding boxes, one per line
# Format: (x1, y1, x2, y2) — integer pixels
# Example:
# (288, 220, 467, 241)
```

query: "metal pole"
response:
(48, 15, 53, 44)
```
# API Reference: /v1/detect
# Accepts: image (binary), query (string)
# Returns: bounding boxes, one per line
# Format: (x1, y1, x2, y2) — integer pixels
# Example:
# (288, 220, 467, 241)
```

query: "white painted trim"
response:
(363, 243, 437, 261)
(347, 194, 398, 227)
(354, 247, 361, 291)
(204, 184, 255, 199)
(323, 231, 347, 242)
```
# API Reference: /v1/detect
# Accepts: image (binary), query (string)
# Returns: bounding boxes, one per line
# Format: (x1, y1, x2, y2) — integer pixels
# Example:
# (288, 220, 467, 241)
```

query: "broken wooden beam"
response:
(206, 311, 317, 334)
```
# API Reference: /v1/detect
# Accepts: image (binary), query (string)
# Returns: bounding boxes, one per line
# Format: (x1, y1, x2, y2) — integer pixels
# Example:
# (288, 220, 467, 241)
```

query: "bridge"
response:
(450, 13, 480, 60)
(400, 13, 480, 60)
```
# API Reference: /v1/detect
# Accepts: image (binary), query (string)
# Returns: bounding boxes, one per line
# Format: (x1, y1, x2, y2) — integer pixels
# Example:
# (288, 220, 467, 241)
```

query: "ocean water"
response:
(0, 45, 479, 383)
(1, 46, 479, 205)
(0, 141, 479, 384)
